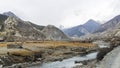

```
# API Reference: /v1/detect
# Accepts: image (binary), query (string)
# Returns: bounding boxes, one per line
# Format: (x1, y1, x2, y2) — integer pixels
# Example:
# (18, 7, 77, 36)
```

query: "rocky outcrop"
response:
(96, 48, 113, 61)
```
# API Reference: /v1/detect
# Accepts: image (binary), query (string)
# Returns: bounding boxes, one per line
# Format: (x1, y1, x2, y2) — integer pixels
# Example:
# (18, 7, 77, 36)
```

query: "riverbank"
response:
(72, 44, 120, 68)
(27, 52, 98, 68)
(73, 59, 97, 68)
(0, 41, 97, 68)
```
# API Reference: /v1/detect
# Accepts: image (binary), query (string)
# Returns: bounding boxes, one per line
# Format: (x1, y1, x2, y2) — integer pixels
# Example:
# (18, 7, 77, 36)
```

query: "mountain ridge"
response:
(0, 11, 70, 41)
(63, 19, 100, 37)
(80, 15, 120, 42)
(94, 15, 120, 33)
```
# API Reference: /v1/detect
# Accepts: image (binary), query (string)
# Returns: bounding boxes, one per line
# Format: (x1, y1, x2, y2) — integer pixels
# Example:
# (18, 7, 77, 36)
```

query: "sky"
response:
(0, 0, 120, 28)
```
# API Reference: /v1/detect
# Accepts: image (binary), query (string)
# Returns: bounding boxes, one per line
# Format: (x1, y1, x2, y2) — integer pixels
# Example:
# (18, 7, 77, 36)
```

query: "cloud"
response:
(0, 0, 120, 28)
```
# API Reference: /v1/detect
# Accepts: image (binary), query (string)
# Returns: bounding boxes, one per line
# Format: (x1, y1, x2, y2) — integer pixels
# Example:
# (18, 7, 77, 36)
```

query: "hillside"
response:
(80, 15, 120, 42)
(42, 25, 70, 41)
(63, 19, 100, 37)
(0, 14, 8, 31)
(0, 12, 70, 41)
(95, 15, 120, 33)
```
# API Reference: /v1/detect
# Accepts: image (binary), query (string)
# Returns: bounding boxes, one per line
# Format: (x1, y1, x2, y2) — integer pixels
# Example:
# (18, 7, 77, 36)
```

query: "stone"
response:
(7, 44, 23, 49)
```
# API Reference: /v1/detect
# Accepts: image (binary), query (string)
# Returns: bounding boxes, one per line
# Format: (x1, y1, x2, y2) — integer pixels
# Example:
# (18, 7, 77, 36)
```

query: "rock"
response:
(24, 56, 35, 62)
(7, 44, 23, 49)
(73, 60, 97, 68)
(71, 47, 87, 52)
(0, 56, 13, 66)
(93, 40, 110, 48)
(97, 46, 120, 68)
(33, 52, 42, 58)
(75, 60, 88, 65)
(10, 63, 26, 68)
(0, 65, 3, 68)
(0, 36, 5, 42)
(97, 47, 114, 61)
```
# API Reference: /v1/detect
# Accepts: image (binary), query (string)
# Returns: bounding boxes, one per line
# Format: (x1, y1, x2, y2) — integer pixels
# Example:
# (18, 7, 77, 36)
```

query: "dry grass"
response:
(0, 41, 96, 48)
(0, 41, 96, 56)
(9, 49, 34, 56)
(0, 42, 22, 47)
(24, 41, 95, 48)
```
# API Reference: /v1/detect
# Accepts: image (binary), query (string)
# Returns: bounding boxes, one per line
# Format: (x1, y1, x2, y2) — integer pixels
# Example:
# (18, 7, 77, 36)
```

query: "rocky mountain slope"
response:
(63, 19, 100, 37)
(0, 14, 8, 32)
(0, 12, 69, 41)
(83, 19, 101, 33)
(95, 15, 120, 33)
(4, 17, 46, 41)
(42, 25, 69, 40)
(3, 11, 20, 19)
(80, 15, 120, 42)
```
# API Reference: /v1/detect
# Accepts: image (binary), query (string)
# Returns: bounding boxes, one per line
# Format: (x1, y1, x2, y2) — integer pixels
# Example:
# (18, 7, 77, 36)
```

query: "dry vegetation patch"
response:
(24, 41, 95, 48)
(8, 49, 34, 56)
(0, 41, 96, 57)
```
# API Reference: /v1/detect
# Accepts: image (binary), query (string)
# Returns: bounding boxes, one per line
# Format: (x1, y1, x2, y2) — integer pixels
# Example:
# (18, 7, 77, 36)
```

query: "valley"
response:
(0, 11, 120, 68)
(0, 41, 97, 68)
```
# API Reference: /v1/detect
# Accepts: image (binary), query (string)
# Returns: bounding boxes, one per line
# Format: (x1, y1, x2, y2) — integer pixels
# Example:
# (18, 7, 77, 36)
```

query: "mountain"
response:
(95, 15, 120, 33)
(80, 15, 120, 42)
(4, 16, 46, 41)
(63, 19, 100, 37)
(3, 11, 20, 19)
(41, 25, 70, 41)
(83, 19, 101, 33)
(0, 11, 70, 41)
(0, 14, 8, 31)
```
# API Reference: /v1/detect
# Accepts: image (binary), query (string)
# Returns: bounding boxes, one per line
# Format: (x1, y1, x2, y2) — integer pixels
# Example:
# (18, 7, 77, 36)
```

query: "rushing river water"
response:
(28, 52, 98, 68)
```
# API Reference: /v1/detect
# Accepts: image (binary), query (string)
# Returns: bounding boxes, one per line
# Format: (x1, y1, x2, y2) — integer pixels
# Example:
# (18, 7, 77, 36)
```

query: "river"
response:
(28, 52, 98, 68)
